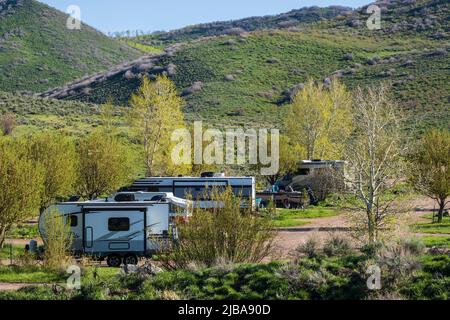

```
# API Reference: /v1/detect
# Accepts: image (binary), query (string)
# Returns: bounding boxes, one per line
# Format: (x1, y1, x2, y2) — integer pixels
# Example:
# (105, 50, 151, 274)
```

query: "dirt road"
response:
(273, 196, 448, 259)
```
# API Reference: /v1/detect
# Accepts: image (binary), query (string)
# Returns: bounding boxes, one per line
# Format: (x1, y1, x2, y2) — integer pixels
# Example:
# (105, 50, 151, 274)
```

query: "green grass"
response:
(0, 266, 64, 284)
(124, 41, 163, 54)
(421, 236, 450, 248)
(8, 224, 39, 240)
(413, 216, 450, 235)
(272, 219, 311, 228)
(0, 245, 24, 260)
(0, 264, 119, 284)
(0, 0, 141, 93)
(271, 206, 340, 228)
(277, 207, 340, 219)
(1, 1, 447, 135)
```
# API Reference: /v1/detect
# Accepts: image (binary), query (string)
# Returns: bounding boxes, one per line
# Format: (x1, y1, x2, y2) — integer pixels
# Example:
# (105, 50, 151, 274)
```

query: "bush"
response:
(41, 209, 73, 271)
(159, 188, 275, 269)
(295, 237, 321, 259)
(323, 234, 353, 257)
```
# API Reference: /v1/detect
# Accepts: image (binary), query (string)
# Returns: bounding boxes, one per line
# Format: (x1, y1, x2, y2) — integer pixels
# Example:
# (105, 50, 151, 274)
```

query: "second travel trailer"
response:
(123, 173, 256, 209)
(39, 192, 192, 267)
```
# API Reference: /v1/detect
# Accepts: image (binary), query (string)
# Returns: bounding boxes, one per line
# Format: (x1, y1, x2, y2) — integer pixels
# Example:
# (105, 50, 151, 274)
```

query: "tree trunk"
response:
(437, 198, 446, 223)
(0, 226, 7, 249)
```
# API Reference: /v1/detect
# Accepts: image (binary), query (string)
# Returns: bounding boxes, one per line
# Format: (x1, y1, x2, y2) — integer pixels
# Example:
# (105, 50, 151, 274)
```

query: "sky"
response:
(39, 0, 370, 34)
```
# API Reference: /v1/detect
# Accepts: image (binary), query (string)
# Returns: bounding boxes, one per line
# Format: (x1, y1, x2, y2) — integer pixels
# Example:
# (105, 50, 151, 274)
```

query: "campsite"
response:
(0, 0, 449, 302)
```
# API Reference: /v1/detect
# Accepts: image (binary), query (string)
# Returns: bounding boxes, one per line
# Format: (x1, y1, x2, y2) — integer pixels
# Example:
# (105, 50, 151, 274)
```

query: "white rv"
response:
(124, 174, 256, 209)
(39, 192, 191, 267)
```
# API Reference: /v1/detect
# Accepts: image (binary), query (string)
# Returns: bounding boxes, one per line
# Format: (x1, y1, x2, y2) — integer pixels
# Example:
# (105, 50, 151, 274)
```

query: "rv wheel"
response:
(124, 254, 138, 266)
(106, 254, 122, 268)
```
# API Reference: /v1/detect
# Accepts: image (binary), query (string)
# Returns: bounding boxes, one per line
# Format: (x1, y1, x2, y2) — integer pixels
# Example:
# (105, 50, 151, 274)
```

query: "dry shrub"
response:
(323, 233, 353, 257)
(0, 113, 16, 136)
(159, 188, 275, 269)
(295, 236, 322, 259)
(41, 209, 73, 271)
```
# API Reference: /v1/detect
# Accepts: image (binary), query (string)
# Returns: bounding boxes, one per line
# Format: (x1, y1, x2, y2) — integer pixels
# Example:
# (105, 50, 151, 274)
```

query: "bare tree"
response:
(344, 85, 405, 244)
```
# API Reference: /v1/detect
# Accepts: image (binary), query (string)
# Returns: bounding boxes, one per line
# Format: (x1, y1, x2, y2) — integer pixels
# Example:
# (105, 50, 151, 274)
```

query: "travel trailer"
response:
(123, 173, 256, 209)
(275, 160, 347, 191)
(39, 192, 192, 267)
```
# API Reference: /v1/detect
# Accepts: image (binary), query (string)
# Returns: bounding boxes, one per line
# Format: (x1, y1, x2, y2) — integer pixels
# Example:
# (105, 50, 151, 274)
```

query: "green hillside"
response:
(131, 6, 353, 46)
(9, 0, 450, 133)
(0, 0, 142, 93)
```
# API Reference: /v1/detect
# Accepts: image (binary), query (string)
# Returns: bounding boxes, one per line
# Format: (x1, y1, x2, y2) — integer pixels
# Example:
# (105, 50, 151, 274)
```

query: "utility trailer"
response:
(39, 192, 191, 267)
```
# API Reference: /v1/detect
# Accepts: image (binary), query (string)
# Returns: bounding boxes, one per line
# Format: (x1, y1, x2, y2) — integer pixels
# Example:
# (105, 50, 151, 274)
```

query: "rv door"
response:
(83, 209, 146, 256)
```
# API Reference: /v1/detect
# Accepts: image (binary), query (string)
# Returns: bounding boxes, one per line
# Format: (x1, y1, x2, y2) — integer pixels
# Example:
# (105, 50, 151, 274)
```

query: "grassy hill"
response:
(131, 6, 353, 47)
(9, 0, 450, 133)
(0, 90, 130, 136)
(0, 0, 142, 93)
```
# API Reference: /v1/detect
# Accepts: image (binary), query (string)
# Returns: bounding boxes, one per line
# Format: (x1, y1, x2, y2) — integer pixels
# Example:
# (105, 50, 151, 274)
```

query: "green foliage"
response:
(270, 207, 340, 228)
(0, 0, 140, 93)
(0, 251, 449, 300)
(128, 75, 190, 176)
(159, 188, 275, 269)
(7, 224, 39, 239)
(408, 128, 450, 222)
(75, 130, 135, 200)
(0, 136, 44, 247)
(413, 216, 450, 234)
(41, 208, 72, 271)
(421, 236, 450, 248)
(26, 131, 77, 212)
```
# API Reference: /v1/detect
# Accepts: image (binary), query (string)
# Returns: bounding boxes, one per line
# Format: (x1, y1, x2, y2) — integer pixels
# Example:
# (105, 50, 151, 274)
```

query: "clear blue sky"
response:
(39, 0, 370, 34)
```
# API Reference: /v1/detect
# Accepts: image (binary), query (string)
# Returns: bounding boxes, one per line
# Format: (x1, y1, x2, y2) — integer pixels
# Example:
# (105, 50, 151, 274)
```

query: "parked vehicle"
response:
(123, 173, 256, 209)
(257, 187, 312, 209)
(39, 192, 192, 267)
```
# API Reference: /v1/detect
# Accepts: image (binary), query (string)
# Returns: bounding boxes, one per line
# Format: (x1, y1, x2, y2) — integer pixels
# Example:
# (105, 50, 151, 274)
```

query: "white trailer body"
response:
(39, 193, 191, 266)
(125, 176, 256, 209)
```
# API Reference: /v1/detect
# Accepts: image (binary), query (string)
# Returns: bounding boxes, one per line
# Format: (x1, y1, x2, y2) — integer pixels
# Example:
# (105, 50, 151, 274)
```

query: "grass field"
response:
(421, 236, 450, 248)
(414, 216, 450, 235)
(272, 207, 340, 228)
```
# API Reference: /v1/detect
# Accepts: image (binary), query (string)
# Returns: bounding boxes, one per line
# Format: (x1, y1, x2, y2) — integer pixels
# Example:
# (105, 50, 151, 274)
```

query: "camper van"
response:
(124, 174, 256, 209)
(39, 192, 192, 267)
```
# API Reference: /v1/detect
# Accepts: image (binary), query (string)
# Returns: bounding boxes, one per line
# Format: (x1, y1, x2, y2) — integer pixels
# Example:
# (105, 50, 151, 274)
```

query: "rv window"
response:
(69, 215, 78, 227)
(108, 218, 130, 231)
(114, 194, 135, 202)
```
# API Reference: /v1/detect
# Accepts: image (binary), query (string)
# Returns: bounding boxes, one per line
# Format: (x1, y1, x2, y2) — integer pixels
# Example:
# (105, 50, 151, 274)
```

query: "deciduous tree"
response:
(76, 131, 133, 200)
(129, 75, 189, 176)
(0, 137, 44, 247)
(344, 85, 404, 244)
(408, 129, 450, 223)
(26, 132, 77, 214)
(286, 79, 352, 160)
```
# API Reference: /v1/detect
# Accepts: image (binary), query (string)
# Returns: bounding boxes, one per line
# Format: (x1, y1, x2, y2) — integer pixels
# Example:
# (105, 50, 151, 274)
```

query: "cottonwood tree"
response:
(27, 132, 77, 214)
(408, 129, 450, 223)
(129, 75, 189, 176)
(344, 85, 405, 244)
(286, 79, 353, 160)
(76, 131, 133, 200)
(0, 137, 44, 247)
